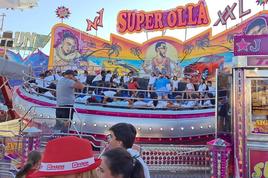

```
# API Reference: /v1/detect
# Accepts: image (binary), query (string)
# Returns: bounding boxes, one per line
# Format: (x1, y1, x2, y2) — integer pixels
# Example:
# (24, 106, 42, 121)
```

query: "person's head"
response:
(201, 78, 206, 84)
(107, 123, 137, 149)
(186, 78, 191, 83)
(16, 150, 42, 178)
(98, 148, 145, 178)
(63, 70, 75, 79)
(245, 17, 268, 35)
(30, 136, 101, 178)
(74, 70, 78, 76)
(39, 73, 45, 79)
(107, 70, 111, 74)
(101, 70, 106, 77)
(207, 81, 212, 87)
(159, 72, 163, 78)
(155, 41, 167, 57)
(84, 70, 88, 75)
(61, 31, 78, 55)
(173, 76, 177, 80)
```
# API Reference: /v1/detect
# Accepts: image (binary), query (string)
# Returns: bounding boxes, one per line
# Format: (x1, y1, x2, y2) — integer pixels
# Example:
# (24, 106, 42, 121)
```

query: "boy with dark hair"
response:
(107, 123, 150, 178)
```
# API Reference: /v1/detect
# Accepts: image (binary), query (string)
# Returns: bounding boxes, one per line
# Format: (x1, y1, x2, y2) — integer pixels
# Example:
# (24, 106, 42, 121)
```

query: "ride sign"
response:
(117, 0, 210, 34)
(250, 149, 268, 178)
(234, 35, 268, 56)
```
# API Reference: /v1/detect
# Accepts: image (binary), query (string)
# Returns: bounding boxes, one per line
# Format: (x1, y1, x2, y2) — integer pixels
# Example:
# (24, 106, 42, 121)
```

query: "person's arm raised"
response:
(72, 77, 85, 90)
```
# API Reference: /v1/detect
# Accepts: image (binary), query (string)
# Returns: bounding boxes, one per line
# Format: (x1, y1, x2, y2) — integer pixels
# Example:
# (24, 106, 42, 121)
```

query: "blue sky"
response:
(0, 0, 264, 54)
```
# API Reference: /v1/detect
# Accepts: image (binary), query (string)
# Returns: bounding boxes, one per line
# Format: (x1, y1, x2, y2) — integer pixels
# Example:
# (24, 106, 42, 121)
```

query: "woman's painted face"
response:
(97, 157, 115, 178)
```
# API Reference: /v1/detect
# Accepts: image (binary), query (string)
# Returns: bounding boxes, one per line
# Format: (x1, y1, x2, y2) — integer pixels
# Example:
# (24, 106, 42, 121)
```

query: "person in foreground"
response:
(98, 147, 145, 178)
(30, 136, 100, 178)
(16, 150, 42, 178)
(107, 123, 150, 178)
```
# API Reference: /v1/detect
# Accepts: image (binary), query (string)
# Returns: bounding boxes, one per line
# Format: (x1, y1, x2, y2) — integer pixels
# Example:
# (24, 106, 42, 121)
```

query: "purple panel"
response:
(234, 34, 268, 56)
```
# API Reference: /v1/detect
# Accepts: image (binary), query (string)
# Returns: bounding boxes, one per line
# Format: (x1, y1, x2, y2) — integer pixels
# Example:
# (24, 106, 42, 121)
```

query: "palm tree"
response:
(196, 37, 232, 51)
(130, 47, 143, 61)
(84, 42, 122, 58)
(180, 44, 194, 63)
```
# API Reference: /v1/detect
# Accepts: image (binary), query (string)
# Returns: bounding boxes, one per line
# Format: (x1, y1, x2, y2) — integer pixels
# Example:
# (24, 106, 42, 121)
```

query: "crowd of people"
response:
(29, 69, 216, 110)
(15, 123, 150, 178)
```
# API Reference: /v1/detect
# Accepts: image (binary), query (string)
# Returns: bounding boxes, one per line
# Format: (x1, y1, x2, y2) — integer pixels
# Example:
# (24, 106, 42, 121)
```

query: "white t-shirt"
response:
(105, 73, 112, 82)
(156, 101, 168, 108)
(133, 101, 148, 107)
(78, 74, 87, 83)
(172, 80, 179, 90)
(123, 76, 130, 83)
(92, 74, 102, 83)
(35, 78, 45, 88)
(208, 86, 216, 96)
(43, 91, 54, 98)
(103, 91, 116, 97)
(186, 83, 194, 90)
(113, 77, 121, 84)
(44, 75, 55, 87)
(198, 83, 207, 93)
(148, 76, 157, 85)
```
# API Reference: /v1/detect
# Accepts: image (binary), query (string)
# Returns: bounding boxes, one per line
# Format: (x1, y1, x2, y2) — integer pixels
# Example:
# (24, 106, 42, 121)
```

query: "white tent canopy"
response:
(0, 0, 38, 9)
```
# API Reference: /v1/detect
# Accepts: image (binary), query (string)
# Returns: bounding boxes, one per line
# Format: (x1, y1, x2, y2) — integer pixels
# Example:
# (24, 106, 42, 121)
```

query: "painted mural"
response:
(49, 11, 268, 83)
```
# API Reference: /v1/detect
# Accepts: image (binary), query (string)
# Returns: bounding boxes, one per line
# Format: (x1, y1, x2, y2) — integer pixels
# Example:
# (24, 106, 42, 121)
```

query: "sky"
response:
(0, 0, 265, 54)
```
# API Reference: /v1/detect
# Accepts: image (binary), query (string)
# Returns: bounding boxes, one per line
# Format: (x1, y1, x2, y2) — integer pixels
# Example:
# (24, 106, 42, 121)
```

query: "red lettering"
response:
(198, 1, 210, 24)
(145, 13, 154, 30)
(177, 8, 187, 27)
(136, 12, 145, 31)
(154, 12, 164, 29)
(187, 5, 197, 25)
(167, 11, 177, 27)
(117, 11, 127, 33)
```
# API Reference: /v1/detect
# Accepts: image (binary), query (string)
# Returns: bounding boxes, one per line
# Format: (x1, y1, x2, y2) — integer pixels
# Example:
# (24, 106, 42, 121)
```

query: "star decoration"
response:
(56, 6, 71, 20)
(236, 38, 251, 52)
(256, 0, 268, 6)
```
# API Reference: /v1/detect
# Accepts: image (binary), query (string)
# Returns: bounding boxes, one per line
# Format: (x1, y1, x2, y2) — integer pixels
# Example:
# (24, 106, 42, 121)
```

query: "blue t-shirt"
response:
(154, 77, 170, 90)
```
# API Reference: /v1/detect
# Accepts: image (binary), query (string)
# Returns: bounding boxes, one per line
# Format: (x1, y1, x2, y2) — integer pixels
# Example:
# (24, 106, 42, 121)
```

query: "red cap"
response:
(30, 136, 101, 177)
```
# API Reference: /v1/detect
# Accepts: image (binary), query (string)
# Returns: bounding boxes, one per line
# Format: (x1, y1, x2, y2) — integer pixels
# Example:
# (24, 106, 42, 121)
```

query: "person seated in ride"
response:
(111, 73, 121, 87)
(35, 73, 47, 93)
(147, 92, 173, 109)
(153, 72, 170, 100)
(106, 123, 150, 178)
(78, 70, 88, 84)
(44, 70, 56, 87)
(182, 93, 199, 108)
(185, 78, 195, 99)
(92, 70, 105, 86)
(98, 148, 145, 178)
(147, 72, 157, 97)
(172, 76, 179, 92)
(105, 94, 130, 107)
(128, 78, 140, 97)
(43, 83, 56, 98)
(30, 136, 101, 178)
(198, 78, 207, 104)
(207, 81, 216, 97)
(203, 93, 213, 107)
(132, 93, 148, 108)
(16, 150, 42, 178)
(104, 70, 112, 84)
(123, 71, 133, 85)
